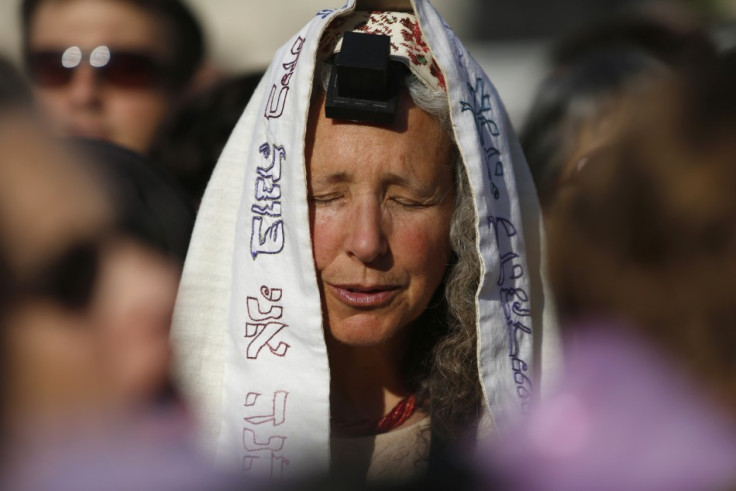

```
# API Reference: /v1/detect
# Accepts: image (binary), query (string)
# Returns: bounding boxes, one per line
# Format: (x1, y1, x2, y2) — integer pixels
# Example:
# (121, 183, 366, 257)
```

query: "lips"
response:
(328, 284, 400, 308)
(68, 121, 109, 140)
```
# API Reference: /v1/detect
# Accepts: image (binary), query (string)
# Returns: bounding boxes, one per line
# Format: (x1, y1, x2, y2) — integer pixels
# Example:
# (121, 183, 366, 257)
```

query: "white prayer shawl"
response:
(171, 0, 562, 479)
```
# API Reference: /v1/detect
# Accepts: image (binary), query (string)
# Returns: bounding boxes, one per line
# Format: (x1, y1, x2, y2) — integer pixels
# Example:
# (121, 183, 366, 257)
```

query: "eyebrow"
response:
(309, 172, 351, 187)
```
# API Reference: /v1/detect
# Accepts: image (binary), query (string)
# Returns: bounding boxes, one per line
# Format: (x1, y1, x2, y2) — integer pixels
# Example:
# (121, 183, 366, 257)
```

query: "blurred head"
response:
(521, 11, 717, 211)
(0, 111, 179, 436)
(21, 0, 205, 154)
(548, 50, 736, 414)
(521, 49, 667, 210)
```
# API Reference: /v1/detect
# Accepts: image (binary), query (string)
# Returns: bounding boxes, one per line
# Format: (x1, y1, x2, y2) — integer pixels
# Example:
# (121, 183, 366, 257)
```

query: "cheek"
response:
(112, 90, 168, 112)
(310, 209, 340, 271)
(394, 215, 452, 279)
(108, 93, 170, 148)
(109, 93, 168, 125)
(34, 89, 71, 122)
(6, 312, 104, 402)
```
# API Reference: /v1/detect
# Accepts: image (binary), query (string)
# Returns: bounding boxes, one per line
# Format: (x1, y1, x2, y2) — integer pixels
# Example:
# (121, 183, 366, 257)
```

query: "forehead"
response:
(306, 92, 453, 181)
(28, 0, 168, 53)
(0, 114, 111, 274)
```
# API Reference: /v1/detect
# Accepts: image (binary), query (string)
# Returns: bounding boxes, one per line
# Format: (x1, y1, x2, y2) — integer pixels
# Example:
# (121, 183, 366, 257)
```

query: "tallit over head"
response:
(170, 0, 561, 479)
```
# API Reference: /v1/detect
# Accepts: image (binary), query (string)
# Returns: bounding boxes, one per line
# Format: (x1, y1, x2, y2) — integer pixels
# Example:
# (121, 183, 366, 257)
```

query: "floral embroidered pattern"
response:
(461, 78, 503, 199)
(319, 11, 446, 91)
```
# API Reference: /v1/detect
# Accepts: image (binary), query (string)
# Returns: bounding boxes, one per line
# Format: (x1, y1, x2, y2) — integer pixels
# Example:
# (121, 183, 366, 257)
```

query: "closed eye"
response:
(388, 196, 434, 209)
(309, 193, 344, 205)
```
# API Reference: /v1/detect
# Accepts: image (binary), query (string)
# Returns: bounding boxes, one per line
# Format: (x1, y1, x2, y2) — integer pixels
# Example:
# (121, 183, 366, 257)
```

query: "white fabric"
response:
(170, 0, 562, 480)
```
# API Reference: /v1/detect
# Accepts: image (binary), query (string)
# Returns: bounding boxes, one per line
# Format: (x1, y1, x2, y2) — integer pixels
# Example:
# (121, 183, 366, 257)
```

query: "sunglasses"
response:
(26, 45, 170, 90)
(1, 238, 103, 313)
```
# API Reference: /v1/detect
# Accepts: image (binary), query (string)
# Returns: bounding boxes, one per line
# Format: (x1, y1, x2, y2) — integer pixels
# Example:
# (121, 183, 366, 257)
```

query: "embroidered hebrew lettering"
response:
(461, 78, 503, 199)
(316, 8, 334, 19)
(250, 144, 286, 258)
(250, 218, 284, 258)
(242, 454, 290, 479)
(244, 391, 288, 426)
(265, 36, 305, 119)
(243, 428, 285, 452)
(244, 322, 289, 359)
(242, 391, 290, 479)
(246, 295, 283, 322)
(244, 285, 290, 359)
(488, 216, 533, 410)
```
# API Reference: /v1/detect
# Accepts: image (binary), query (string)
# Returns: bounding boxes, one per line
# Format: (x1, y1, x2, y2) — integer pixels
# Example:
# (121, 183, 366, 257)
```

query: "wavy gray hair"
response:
(314, 62, 483, 444)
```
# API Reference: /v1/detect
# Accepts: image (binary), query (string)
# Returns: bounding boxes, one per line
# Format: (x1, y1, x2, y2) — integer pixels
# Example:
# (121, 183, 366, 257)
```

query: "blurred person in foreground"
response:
(20, 0, 206, 155)
(549, 50, 736, 414)
(171, 0, 561, 485)
(520, 9, 717, 211)
(0, 49, 194, 413)
(474, 51, 736, 491)
(67, 138, 195, 403)
(0, 88, 231, 489)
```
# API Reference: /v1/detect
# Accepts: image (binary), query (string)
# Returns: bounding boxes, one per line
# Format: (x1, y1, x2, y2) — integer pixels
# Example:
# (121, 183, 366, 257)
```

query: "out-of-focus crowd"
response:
(2, 0, 736, 490)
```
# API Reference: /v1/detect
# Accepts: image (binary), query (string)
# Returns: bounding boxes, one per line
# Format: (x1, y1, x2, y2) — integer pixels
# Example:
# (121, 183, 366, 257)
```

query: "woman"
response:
(21, 0, 206, 154)
(308, 36, 481, 478)
(0, 102, 230, 491)
(171, 0, 560, 483)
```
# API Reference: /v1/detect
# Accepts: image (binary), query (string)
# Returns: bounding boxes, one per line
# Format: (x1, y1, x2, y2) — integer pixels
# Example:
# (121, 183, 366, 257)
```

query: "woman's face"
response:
(0, 116, 178, 430)
(27, 0, 174, 154)
(4, 240, 178, 427)
(0, 115, 113, 426)
(306, 92, 455, 347)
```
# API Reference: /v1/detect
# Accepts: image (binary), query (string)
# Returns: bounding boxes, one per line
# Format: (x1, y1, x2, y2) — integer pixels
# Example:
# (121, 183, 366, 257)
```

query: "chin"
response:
(327, 316, 402, 348)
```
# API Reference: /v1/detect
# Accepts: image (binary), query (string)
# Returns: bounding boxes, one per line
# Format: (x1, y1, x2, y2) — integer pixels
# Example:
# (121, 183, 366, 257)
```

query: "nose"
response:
(67, 65, 103, 108)
(346, 200, 388, 264)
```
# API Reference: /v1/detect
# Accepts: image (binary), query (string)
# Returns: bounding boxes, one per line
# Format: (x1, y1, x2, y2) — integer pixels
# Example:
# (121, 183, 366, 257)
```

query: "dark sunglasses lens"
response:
(27, 52, 72, 87)
(35, 242, 99, 311)
(103, 53, 162, 88)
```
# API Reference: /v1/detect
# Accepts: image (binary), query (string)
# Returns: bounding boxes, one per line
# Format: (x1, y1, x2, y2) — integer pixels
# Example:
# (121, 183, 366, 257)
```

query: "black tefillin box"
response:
(325, 31, 405, 125)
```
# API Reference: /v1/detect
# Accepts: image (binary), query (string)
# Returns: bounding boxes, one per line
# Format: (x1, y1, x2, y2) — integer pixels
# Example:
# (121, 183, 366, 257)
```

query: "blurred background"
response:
(0, 0, 735, 127)
(4, 1, 736, 488)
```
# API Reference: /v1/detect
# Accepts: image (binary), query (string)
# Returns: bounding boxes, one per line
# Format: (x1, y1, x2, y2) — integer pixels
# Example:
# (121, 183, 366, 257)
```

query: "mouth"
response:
(328, 284, 400, 308)
(68, 122, 109, 140)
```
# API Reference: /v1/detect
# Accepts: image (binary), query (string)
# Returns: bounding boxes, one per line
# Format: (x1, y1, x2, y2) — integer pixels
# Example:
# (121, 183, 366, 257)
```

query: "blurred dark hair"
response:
(0, 241, 7, 445)
(72, 139, 196, 265)
(0, 55, 31, 436)
(548, 50, 736, 413)
(0, 55, 32, 316)
(521, 48, 664, 208)
(521, 11, 718, 210)
(552, 12, 717, 69)
(21, 0, 206, 91)
(149, 71, 263, 205)
(0, 246, 11, 316)
(0, 56, 32, 110)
